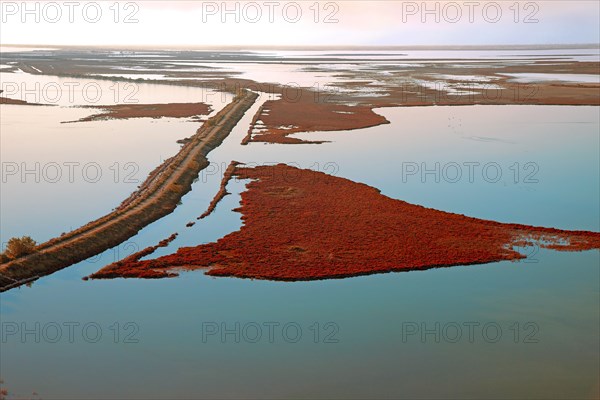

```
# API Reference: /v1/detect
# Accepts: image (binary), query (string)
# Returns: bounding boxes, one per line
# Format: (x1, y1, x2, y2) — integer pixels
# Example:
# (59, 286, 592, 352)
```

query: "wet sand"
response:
(88, 164, 600, 281)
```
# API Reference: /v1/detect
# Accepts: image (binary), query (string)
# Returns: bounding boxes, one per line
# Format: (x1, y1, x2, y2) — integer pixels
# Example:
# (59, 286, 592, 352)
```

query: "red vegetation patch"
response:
(72, 102, 212, 122)
(247, 93, 389, 144)
(89, 165, 600, 281)
(197, 161, 239, 220)
(85, 233, 179, 280)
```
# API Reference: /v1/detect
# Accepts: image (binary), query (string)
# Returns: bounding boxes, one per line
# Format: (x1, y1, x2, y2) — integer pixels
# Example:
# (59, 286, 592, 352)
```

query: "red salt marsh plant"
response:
(88, 164, 600, 281)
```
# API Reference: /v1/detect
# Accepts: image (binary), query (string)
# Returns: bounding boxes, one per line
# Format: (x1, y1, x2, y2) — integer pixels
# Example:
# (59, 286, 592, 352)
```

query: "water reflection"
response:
(0, 91, 598, 398)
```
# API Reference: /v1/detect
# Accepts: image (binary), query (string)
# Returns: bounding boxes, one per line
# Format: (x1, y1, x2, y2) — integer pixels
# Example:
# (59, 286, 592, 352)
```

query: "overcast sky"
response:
(1, 1, 598, 47)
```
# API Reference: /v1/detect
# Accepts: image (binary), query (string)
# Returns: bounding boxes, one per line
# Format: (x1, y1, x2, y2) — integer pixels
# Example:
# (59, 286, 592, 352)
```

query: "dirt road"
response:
(0, 90, 259, 292)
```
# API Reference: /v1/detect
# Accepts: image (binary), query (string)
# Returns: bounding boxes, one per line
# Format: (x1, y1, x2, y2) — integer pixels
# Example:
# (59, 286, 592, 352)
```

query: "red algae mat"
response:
(89, 164, 600, 281)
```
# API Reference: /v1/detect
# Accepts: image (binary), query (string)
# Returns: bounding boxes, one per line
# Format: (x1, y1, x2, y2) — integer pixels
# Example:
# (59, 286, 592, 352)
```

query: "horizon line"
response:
(2, 43, 599, 51)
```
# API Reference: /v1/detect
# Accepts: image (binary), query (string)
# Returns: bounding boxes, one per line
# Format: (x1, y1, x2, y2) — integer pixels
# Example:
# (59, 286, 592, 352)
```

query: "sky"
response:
(0, 1, 599, 47)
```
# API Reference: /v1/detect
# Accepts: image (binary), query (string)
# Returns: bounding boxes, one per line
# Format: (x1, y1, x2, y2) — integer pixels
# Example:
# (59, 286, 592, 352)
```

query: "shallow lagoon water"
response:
(1, 94, 599, 397)
(1, 250, 598, 399)
(0, 71, 230, 107)
(0, 71, 232, 242)
(0, 105, 202, 242)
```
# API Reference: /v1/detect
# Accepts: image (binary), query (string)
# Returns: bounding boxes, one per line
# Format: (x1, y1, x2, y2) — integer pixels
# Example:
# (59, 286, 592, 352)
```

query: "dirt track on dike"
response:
(0, 90, 259, 292)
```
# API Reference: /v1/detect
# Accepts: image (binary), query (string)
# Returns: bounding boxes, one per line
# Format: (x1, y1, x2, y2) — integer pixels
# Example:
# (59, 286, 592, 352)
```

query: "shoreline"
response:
(0, 90, 259, 292)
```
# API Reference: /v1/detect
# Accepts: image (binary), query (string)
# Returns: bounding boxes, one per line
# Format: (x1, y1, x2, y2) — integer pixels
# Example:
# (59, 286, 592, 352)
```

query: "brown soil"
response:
(0, 97, 43, 105)
(88, 164, 600, 281)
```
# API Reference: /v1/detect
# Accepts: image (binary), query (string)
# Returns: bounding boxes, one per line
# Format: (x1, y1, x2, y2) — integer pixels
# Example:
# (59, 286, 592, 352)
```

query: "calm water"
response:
(0, 70, 231, 107)
(0, 78, 598, 397)
(0, 72, 232, 243)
